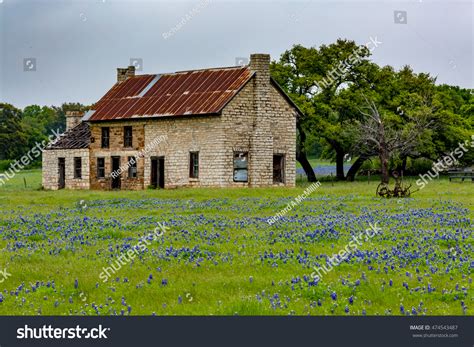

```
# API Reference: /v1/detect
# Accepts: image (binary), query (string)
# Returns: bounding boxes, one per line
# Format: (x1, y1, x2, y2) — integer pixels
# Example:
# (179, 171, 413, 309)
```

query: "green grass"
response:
(0, 169, 472, 316)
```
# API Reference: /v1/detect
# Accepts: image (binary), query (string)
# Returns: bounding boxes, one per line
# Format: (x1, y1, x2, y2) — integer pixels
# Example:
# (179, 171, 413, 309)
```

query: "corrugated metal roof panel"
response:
(46, 122, 91, 150)
(88, 67, 254, 121)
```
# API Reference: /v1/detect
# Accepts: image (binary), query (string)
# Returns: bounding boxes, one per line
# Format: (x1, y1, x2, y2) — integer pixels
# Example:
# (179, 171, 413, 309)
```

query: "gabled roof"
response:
(46, 122, 90, 150)
(86, 66, 254, 121)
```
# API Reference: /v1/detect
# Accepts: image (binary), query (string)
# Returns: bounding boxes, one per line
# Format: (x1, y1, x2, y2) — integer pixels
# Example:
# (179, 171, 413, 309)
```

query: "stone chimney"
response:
(117, 65, 136, 83)
(249, 53, 273, 187)
(249, 53, 271, 87)
(65, 111, 84, 131)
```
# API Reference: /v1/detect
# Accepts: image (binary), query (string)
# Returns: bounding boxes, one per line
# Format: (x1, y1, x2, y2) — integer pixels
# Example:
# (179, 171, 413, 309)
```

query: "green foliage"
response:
(271, 40, 473, 179)
(0, 160, 12, 171)
(0, 103, 89, 168)
(408, 158, 435, 175)
(0, 103, 28, 160)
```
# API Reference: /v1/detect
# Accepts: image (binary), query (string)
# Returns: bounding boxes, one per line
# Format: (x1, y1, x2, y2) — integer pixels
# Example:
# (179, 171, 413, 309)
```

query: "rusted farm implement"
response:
(376, 171, 418, 198)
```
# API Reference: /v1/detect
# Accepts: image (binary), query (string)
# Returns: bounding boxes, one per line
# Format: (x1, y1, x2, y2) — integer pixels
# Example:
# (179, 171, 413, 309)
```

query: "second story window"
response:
(101, 127, 110, 148)
(189, 152, 199, 178)
(124, 126, 133, 148)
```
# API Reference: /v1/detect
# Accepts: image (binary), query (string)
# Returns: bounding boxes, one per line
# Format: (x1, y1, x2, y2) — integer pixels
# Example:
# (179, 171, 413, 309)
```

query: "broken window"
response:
(74, 157, 82, 179)
(101, 127, 110, 148)
(273, 154, 285, 183)
(124, 126, 133, 148)
(189, 152, 199, 178)
(97, 157, 105, 178)
(128, 156, 137, 178)
(233, 152, 248, 182)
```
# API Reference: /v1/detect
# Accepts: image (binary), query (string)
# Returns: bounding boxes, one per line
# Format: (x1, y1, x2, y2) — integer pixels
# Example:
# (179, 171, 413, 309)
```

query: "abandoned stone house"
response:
(42, 53, 300, 190)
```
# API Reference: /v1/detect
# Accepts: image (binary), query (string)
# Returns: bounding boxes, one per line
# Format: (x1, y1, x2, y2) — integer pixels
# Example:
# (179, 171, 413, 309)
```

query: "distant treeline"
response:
(0, 103, 89, 170)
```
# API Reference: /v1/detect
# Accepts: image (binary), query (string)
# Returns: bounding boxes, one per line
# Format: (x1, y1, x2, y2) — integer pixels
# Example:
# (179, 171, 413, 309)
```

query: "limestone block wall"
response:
(267, 85, 297, 187)
(220, 76, 297, 187)
(42, 149, 90, 190)
(89, 123, 145, 190)
(143, 115, 227, 188)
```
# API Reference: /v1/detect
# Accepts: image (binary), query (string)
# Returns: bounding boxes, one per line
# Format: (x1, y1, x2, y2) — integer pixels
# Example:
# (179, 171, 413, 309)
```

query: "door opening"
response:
(273, 154, 285, 183)
(151, 156, 165, 189)
(58, 158, 65, 189)
(111, 156, 121, 189)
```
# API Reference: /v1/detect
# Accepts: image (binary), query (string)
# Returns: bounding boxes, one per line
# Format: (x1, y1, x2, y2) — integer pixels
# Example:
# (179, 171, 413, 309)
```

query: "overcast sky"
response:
(0, 0, 472, 108)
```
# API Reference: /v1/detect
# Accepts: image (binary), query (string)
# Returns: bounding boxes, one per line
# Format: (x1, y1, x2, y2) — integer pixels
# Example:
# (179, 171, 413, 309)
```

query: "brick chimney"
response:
(249, 53, 273, 187)
(65, 111, 84, 131)
(117, 65, 135, 83)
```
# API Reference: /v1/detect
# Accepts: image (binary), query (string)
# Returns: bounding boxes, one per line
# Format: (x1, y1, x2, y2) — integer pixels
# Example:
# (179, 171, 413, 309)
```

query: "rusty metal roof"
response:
(46, 122, 90, 150)
(88, 66, 254, 121)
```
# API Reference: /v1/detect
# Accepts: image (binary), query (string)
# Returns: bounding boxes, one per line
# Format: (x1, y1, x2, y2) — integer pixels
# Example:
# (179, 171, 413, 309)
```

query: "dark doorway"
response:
(111, 156, 121, 189)
(151, 156, 165, 189)
(273, 154, 285, 183)
(58, 158, 65, 189)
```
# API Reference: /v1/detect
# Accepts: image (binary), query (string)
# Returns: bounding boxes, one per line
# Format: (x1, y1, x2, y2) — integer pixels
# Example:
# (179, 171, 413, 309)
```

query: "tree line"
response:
(0, 103, 89, 170)
(270, 39, 474, 181)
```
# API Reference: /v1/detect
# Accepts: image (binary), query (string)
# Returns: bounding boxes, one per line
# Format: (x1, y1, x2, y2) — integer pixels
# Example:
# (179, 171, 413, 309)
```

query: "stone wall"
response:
(89, 123, 145, 190)
(220, 57, 297, 187)
(143, 115, 226, 188)
(42, 149, 90, 190)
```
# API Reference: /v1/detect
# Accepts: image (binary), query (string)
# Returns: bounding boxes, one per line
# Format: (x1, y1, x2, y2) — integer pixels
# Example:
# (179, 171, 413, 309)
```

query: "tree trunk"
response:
(297, 152, 317, 182)
(377, 116, 389, 184)
(401, 156, 407, 174)
(327, 139, 345, 180)
(395, 156, 407, 175)
(379, 149, 389, 184)
(296, 121, 317, 182)
(335, 149, 345, 180)
(346, 156, 368, 182)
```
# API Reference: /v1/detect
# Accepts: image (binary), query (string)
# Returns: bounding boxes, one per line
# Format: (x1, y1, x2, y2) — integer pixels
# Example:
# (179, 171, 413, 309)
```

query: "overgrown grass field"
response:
(0, 170, 472, 316)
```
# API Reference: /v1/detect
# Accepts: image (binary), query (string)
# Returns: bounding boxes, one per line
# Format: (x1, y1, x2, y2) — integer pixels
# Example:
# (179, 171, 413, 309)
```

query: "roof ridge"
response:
(173, 65, 248, 74)
(131, 66, 248, 79)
